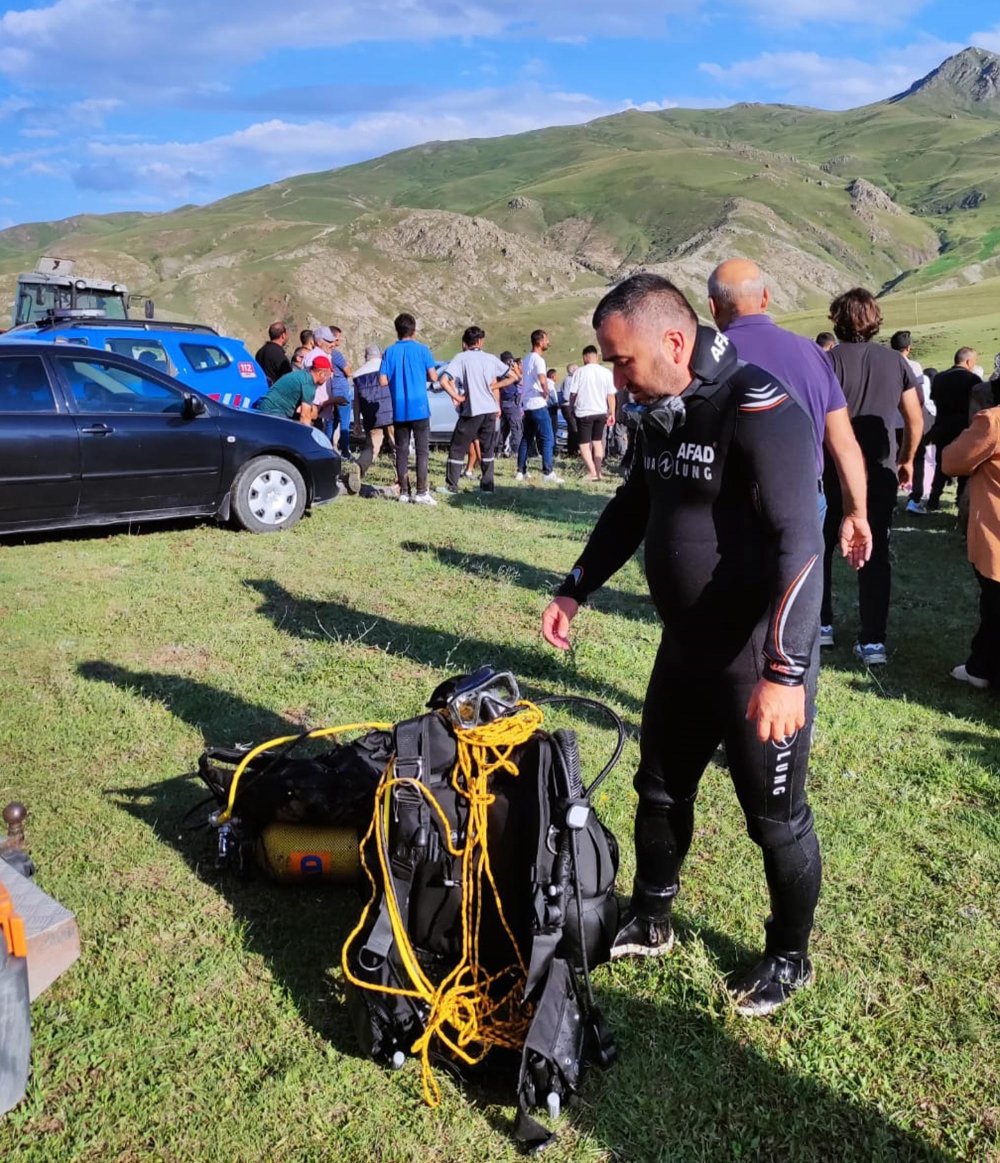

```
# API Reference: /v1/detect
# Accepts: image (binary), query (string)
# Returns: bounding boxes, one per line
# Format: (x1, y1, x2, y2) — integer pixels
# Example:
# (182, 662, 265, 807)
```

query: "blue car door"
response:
(0, 351, 81, 530)
(52, 352, 224, 518)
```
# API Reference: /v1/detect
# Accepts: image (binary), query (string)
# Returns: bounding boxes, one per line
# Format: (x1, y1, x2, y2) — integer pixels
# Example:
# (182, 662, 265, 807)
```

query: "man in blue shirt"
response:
(707, 259, 872, 646)
(379, 313, 438, 504)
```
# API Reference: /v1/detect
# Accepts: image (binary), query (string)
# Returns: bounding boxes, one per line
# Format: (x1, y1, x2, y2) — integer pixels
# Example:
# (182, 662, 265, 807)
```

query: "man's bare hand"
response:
(746, 679, 805, 745)
(541, 596, 579, 650)
(897, 460, 915, 489)
(838, 513, 872, 571)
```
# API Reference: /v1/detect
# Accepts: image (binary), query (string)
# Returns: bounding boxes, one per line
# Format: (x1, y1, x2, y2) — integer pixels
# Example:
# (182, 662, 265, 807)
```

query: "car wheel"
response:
(231, 455, 307, 533)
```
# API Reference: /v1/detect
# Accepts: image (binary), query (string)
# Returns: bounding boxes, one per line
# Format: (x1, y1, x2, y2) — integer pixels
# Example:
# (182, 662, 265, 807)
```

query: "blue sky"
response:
(0, 0, 998, 228)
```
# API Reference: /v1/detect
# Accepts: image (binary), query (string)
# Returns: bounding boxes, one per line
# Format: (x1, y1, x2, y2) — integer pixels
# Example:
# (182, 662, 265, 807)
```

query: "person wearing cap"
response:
(255, 356, 330, 423)
(306, 327, 351, 451)
(354, 343, 393, 477)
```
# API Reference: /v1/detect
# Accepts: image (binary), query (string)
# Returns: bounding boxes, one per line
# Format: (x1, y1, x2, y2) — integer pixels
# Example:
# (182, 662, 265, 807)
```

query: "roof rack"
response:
(25, 312, 219, 336)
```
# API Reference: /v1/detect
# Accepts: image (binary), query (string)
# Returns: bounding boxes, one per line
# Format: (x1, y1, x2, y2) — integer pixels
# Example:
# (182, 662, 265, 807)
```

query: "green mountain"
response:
(2, 47, 1000, 362)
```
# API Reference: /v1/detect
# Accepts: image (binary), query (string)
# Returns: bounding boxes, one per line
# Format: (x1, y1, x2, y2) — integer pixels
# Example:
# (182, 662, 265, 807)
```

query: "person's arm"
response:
(542, 439, 650, 649)
(737, 380, 823, 742)
(941, 410, 1000, 477)
(823, 406, 871, 570)
(606, 383, 617, 427)
(439, 370, 463, 406)
(897, 387, 923, 487)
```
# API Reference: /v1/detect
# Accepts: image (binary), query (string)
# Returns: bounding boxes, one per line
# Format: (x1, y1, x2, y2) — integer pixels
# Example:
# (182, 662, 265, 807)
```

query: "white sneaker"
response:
(854, 642, 887, 666)
(819, 625, 834, 648)
(515, 472, 529, 481)
(397, 493, 410, 503)
(951, 664, 989, 689)
(411, 491, 438, 506)
(542, 472, 564, 484)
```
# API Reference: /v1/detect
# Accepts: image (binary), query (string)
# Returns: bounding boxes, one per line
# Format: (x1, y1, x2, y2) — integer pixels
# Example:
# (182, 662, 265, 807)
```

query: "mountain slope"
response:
(2, 47, 1000, 352)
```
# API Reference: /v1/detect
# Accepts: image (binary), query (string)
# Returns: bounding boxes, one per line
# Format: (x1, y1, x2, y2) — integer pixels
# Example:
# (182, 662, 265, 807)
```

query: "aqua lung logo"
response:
(646, 442, 715, 481)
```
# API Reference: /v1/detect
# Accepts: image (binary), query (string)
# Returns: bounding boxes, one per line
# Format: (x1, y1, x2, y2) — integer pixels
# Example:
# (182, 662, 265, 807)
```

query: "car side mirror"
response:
(144, 299, 155, 320)
(181, 392, 206, 419)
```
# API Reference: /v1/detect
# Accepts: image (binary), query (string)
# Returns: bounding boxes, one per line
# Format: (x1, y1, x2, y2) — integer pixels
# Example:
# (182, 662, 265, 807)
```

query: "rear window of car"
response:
(0, 354, 57, 413)
(105, 338, 174, 375)
(182, 343, 232, 373)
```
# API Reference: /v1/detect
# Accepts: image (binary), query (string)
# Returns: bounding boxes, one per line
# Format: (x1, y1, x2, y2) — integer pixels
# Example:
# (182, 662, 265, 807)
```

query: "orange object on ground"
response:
(0, 882, 27, 958)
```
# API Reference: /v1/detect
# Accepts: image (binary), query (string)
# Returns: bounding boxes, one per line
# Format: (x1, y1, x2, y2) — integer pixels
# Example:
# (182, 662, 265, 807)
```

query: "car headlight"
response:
(310, 427, 334, 451)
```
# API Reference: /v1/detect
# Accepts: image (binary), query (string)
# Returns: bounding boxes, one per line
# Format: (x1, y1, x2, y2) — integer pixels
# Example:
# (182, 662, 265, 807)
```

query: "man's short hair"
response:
(955, 346, 976, 365)
(815, 332, 836, 348)
(530, 329, 548, 347)
(582, 344, 599, 357)
(890, 330, 911, 352)
(394, 313, 417, 339)
(462, 325, 485, 347)
(592, 273, 698, 334)
(299, 329, 314, 346)
(828, 288, 882, 343)
(268, 321, 287, 341)
(499, 350, 515, 365)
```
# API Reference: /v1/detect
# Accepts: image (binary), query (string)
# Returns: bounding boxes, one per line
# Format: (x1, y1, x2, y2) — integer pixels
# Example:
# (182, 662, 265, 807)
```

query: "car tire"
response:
(230, 455, 307, 533)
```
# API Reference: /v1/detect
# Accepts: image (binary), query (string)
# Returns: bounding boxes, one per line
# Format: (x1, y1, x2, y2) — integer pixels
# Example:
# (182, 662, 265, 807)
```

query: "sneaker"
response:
(435, 486, 458, 496)
(906, 499, 927, 514)
(729, 954, 814, 1017)
(819, 625, 834, 648)
(462, 470, 477, 479)
(854, 642, 886, 666)
(542, 472, 564, 484)
(515, 471, 529, 481)
(411, 491, 438, 506)
(341, 462, 361, 495)
(609, 913, 675, 960)
(397, 493, 410, 504)
(951, 664, 990, 690)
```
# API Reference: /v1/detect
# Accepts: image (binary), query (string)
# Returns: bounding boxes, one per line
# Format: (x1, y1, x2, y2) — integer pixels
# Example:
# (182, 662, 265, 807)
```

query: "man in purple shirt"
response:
(708, 260, 872, 646)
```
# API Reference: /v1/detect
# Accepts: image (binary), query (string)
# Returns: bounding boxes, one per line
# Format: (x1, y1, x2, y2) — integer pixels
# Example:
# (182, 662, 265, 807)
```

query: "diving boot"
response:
(610, 879, 677, 959)
(728, 953, 814, 1017)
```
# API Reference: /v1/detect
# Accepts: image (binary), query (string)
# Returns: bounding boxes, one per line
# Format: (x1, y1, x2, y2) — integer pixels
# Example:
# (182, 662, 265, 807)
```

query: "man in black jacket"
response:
(927, 347, 982, 510)
(541, 274, 823, 1016)
(254, 321, 292, 386)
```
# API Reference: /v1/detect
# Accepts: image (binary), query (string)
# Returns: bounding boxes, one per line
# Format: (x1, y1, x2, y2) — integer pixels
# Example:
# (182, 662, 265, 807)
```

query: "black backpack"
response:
(342, 670, 622, 1152)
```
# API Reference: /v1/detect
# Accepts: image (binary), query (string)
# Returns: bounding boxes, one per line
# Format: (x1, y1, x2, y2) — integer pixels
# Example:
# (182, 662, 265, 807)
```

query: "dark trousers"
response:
(446, 413, 497, 491)
(967, 568, 1000, 686)
(633, 635, 821, 955)
(393, 419, 430, 496)
(911, 436, 930, 502)
(821, 458, 897, 644)
(500, 405, 522, 457)
(929, 422, 967, 507)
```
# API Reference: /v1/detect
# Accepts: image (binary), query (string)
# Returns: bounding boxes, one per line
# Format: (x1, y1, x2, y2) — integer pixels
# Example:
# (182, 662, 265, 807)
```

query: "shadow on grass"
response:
(243, 577, 645, 716)
(443, 482, 614, 528)
(398, 540, 657, 625)
(576, 983, 953, 1162)
(78, 661, 951, 1160)
(79, 660, 367, 1054)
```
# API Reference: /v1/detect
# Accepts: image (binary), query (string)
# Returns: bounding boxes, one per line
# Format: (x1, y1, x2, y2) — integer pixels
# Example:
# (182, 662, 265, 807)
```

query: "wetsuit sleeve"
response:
(556, 432, 649, 603)
(736, 382, 822, 686)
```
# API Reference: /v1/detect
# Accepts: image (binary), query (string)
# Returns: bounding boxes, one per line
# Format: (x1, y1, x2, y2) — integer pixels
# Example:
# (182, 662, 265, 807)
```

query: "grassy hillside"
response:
(2, 48, 1000, 359)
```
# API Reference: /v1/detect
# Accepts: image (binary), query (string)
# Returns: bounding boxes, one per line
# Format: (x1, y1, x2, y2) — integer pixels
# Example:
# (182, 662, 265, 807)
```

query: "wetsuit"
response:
(556, 327, 823, 957)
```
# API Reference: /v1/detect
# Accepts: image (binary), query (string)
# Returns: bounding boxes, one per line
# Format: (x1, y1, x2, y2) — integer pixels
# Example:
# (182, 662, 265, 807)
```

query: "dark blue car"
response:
(0, 342, 340, 536)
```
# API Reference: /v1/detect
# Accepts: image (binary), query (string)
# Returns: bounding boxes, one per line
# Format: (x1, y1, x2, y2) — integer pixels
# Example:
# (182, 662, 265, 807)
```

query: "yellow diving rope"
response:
(341, 701, 545, 1107)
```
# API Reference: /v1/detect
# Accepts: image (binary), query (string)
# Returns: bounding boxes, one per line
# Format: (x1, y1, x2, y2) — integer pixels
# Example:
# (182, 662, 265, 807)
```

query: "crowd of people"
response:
(249, 264, 997, 1015)
(250, 265, 998, 696)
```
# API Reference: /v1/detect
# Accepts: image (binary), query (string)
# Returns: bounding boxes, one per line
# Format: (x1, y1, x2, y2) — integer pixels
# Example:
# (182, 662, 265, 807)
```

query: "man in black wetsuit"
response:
(541, 274, 823, 1016)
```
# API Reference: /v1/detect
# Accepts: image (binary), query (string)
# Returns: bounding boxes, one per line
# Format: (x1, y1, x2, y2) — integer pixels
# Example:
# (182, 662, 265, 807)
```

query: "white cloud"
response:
(739, 0, 928, 24)
(969, 27, 1000, 54)
(700, 39, 962, 108)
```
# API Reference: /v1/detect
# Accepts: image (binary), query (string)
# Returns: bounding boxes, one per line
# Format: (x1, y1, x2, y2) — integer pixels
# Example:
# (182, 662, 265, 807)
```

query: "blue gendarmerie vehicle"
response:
(0, 340, 340, 536)
(1, 310, 268, 410)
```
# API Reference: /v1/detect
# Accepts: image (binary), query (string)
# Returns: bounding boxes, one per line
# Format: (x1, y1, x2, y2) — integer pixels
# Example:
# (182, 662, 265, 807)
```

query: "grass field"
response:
(0, 450, 998, 1162)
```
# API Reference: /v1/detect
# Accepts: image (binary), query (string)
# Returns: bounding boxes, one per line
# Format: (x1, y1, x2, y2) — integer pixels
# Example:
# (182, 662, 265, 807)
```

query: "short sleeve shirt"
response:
(520, 352, 549, 410)
(255, 368, 315, 418)
(830, 342, 920, 470)
(444, 349, 508, 416)
(379, 339, 435, 423)
(569, 363, 616, 416)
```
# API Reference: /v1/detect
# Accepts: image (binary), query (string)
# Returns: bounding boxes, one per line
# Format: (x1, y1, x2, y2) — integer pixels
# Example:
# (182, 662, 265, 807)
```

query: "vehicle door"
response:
(0, 351, 81, 529)
(52, 352, 224, 518)
(175, 339, 266, 410)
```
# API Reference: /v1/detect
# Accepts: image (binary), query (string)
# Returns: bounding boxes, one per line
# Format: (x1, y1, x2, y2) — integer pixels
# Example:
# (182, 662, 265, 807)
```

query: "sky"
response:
(1, 0, 999, 228)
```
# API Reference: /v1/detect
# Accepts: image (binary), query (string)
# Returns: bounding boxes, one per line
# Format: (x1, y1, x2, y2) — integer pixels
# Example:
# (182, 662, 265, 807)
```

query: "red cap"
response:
(310, 355, 332, 370)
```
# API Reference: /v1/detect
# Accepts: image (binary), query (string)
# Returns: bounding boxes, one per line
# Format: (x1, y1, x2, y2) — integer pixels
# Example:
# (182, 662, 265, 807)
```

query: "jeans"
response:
(500, 405, 523, 458)
(518, 407, 554, 475)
